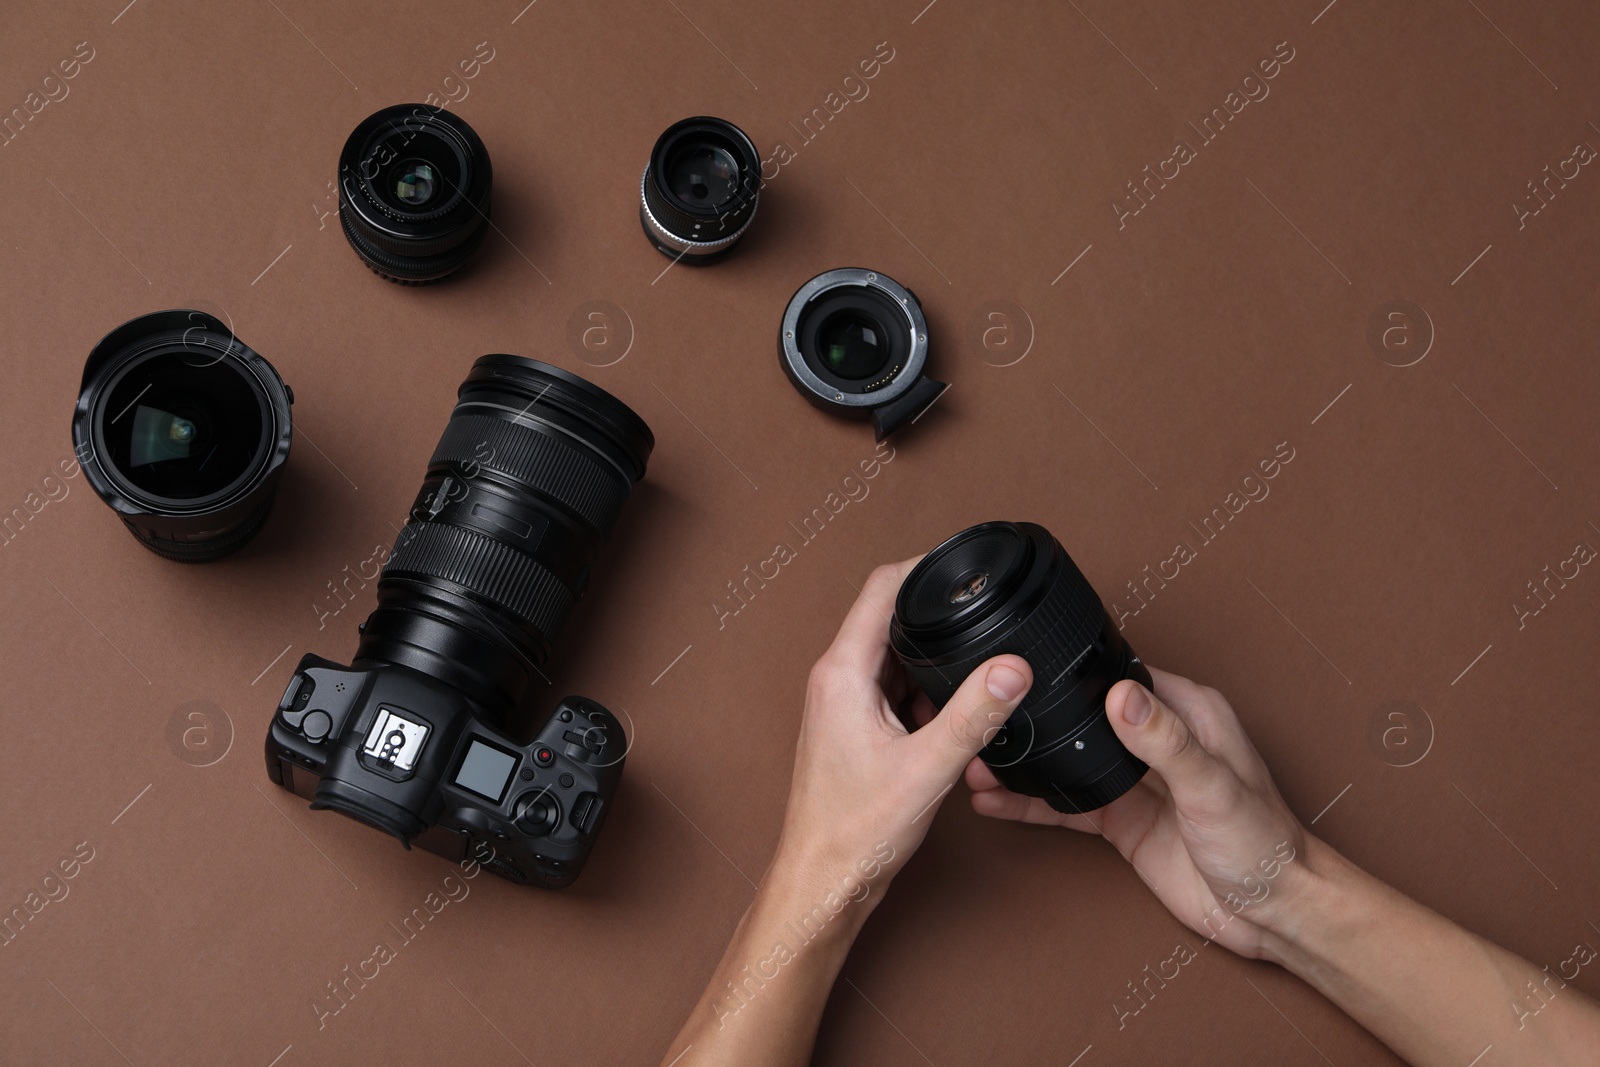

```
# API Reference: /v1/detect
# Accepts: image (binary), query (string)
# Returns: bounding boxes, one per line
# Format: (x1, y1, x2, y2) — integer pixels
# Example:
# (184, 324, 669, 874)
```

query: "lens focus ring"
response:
(384, 522, 576, 637)
(903, 547, 1106, 710)
(430, 413, 631, 535)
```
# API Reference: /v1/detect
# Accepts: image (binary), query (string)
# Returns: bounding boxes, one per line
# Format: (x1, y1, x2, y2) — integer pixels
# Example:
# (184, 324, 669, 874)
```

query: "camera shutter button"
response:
(300, 710, 333, 742)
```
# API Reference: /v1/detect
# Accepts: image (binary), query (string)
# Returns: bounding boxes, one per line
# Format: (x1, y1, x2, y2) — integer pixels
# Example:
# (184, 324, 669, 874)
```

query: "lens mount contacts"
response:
(778, 268, 947, 440)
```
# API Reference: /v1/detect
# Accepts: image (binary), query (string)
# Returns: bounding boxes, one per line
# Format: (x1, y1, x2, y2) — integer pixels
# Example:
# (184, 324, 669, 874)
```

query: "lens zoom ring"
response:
(908, 557, 1106, 709)
(431, 414, 629, 534)
(384, 522, 576, 636)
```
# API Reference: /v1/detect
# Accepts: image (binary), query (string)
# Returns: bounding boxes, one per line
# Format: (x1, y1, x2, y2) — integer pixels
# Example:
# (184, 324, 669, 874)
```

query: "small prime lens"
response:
(339, 104, 493, 284)
(640, 116, 760, 264)
(353, 356, 654, 716)
(779, 268, 947, 440)
(73, 310, 293, 562)
(890, 521, 1150, 813)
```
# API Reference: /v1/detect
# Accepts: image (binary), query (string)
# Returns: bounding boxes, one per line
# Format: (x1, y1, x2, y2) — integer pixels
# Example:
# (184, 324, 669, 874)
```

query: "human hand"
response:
(768, 558, 1033, 917)
(966, 668, 1313, 958)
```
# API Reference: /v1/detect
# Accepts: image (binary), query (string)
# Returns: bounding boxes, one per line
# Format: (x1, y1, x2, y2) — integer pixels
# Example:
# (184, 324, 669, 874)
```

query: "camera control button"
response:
(533, 746, 555, 767)
(300, 710, 333, 742)
(559, 773, 574, 788)
(558, 709, 572, 722)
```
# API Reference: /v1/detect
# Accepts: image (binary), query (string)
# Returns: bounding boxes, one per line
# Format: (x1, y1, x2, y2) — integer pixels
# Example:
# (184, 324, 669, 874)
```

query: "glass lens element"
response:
(819, 309, 889, 380)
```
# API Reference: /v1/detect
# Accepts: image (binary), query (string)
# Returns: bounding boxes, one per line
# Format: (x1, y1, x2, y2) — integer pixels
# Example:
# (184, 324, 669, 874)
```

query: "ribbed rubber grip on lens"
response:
(430, 414, 629, 535)
(909, 557, 1106, 710)
(383, 522, 576, 638)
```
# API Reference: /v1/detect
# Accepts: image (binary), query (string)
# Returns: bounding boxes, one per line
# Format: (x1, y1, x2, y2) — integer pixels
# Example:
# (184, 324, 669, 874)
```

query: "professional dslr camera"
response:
(265, 356, 653, 888)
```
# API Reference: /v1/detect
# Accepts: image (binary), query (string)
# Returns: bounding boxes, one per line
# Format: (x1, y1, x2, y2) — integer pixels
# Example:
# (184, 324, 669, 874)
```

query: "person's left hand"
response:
(766, 557, 1033, 912)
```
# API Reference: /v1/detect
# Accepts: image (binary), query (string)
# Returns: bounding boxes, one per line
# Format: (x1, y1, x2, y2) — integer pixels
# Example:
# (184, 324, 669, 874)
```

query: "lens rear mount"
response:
(779, 268, 946, 440)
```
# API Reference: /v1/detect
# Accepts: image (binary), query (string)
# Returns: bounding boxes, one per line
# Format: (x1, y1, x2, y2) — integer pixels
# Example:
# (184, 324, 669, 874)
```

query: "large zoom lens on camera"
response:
(890, 521, 1150, 813)
(72, 310, 293, 562)
(354, 356, 654, 715)
(640, 116, 760, 263)
(339, 104, 493, 284)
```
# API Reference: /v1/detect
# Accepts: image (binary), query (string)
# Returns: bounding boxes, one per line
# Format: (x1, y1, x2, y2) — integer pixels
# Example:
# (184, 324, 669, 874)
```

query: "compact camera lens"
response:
(640, 116, 760, 263)
(338, 103, 492, 284)
(890, 521, 1151, 813)
(354, 355, 654, 714)
(778, 268, 947, 440)
(73, 310, 293, 562)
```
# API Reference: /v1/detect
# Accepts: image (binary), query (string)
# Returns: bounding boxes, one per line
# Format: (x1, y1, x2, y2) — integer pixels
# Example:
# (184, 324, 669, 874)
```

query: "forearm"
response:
(1261, 835, 1600, 1066)
(660, 849, 875, 1067)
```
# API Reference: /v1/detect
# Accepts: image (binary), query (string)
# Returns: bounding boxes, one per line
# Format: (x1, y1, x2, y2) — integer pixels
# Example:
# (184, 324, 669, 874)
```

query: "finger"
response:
(969, 787, 1100, 832)
(1147, 667, 1263, 783)
(908, 690, 937, 729)
(1107, 679, 1241, 818)
(912, 654, 1032, 780)
(964, 756, 1000, 791)
(822, 557, 922, 676)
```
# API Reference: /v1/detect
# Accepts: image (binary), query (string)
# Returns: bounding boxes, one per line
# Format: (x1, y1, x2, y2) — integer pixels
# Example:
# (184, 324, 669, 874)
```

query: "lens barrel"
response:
(338, 104, 493, 284)
(354, 356, 653, 718)
(73, 310, 293, 562)
(640, 116, 760, 263)
(890, 521, 1150, 813)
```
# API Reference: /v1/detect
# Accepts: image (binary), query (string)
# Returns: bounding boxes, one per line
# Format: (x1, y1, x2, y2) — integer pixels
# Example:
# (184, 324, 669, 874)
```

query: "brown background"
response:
(2, 0, 1598, 1064)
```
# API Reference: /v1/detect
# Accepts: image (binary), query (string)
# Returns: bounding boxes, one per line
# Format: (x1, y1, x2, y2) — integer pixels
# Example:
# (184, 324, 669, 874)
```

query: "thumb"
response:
(915, 655, 1032, 779)
(1107, 680, 1236, 816)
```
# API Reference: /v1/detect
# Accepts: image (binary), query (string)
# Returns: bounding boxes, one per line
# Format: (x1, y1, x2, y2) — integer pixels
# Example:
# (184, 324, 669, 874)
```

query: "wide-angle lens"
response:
(891, 521, 1150, 813)
(73, 310, 293, 562)
(338, 104, 492, 284)
(639, 116, 760, 263)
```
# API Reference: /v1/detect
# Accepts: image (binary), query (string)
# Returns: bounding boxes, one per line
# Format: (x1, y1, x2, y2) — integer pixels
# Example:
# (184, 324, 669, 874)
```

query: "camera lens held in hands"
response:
(72, 310, 293, 562)
(265, 356, 653, 888)
(640, 116, 760, 264)
(338, 103, 493, 284)
(779, 268, 947, 440)
(890, 521, 1150, 813)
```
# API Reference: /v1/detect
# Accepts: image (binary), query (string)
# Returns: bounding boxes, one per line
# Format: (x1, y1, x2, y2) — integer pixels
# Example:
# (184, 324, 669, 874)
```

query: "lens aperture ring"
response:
(431, 413, 631, 535)
(384, 522, 576, 637)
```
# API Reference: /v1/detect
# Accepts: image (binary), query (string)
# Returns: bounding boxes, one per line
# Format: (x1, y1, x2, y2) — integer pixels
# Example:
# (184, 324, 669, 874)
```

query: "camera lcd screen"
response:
(453, 739, 518, 803)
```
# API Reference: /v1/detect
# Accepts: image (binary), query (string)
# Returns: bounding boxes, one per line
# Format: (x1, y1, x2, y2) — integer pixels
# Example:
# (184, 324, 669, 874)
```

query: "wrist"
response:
(1253, 833, 1369, 970)
(760, 835, 898, 947)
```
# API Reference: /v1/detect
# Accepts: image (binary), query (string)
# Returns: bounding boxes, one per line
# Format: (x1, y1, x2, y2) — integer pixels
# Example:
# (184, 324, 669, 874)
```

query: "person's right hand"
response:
(966, 667, 1315, 959)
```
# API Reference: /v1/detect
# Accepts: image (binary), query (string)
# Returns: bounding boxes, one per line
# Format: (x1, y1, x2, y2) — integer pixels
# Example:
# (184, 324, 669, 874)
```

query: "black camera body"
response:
(263, 354, 653, 890)
(267, 656, 623, 889)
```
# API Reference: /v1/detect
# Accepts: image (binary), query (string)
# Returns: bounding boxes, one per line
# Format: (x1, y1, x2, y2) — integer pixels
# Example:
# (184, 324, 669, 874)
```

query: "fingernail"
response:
(986, 663, 1027, 701)
(1122, 685, 1151, 726)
